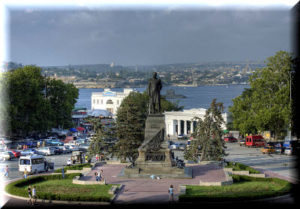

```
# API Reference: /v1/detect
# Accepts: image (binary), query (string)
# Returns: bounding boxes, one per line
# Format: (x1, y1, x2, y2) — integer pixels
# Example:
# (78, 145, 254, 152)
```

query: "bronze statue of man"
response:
(147, 72, 162, 114)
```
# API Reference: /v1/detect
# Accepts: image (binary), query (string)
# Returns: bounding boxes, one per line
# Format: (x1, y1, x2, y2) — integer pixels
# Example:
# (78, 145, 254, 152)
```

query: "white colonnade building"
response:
(164, 108, 228, 137)
(91, 88, 135, 115)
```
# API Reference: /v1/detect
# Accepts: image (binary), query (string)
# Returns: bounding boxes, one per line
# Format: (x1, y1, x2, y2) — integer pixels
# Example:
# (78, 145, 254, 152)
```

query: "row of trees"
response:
(0, 65, 79, 138)
(228, 51, 292, 140)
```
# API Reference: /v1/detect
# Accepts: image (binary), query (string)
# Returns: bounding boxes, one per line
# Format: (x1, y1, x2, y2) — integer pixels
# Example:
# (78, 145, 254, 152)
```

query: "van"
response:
(245, 135, 265, 147)
(19, 154, 50, 174)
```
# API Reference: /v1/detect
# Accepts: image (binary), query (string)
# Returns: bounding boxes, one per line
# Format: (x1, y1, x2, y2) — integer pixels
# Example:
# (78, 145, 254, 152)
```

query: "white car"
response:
(37, 147, 55, 156)
(169, 143, 179, 150)
(0, 151, 14, 161)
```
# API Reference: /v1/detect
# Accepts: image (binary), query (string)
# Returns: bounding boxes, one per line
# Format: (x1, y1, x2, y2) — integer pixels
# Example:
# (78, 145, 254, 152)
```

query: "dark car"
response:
(52, 146, 63, 155)
(224, 136, 238, 143)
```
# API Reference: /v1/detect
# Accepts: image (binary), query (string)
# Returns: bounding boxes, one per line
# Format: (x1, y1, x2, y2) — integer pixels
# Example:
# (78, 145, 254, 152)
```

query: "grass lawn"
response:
(5, 174, 115, 202)
(225, 161, 261, 174)
(179, 175, 292, 202)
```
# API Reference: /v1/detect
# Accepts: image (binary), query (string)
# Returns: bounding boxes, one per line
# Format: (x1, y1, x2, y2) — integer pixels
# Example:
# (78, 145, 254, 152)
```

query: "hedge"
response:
(5, 173, 112, 202)
(179, 175, 292, 202)
(53, 163, 92, 173)
(226, 162, 261, 174)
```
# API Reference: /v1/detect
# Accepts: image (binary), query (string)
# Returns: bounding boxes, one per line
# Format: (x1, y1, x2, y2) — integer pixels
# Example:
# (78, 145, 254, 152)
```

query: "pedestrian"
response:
(95, 172, 99, 181)
(32, 186, 37, 205)
(100, 169, 104, 181)
(24, 168, 28, 179)
(67, 158, 71, 166)
(168, 185, 174, 202)
(62, 166, 65, 179)
(96, 154, 99, 161)
(97, 171, 101, 181)
(4, 165, 9, 178)
(27, 186, 32, 205)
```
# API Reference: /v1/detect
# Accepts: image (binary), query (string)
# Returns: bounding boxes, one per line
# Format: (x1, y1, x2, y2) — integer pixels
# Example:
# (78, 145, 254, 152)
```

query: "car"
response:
(169, 143, 179, 150)
(274, 143, 283, 154)
(68, 145, 79, 151)
(284, 147, 292, 155)
(224, 136, 238, 143)
(8, 149, 21, 158)
(78, 143, 89, 151)
(178, 143, 186, 150)
(239, 139, 245, 146)
(46, 139, 64, 146)
(177, 134, 188, 140)
(50, 146, 63, 155)
(0, 151, 15, 161)
(59, 146, 71, 154)
(261, 146, 275, 154)
(20, 148, 38, 156)
(36, 147, 55, 156)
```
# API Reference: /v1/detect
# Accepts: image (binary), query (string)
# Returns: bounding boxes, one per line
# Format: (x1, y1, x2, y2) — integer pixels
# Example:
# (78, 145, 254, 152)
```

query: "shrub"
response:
(53, 163, 92, 173)
(226, 162, 261, 174)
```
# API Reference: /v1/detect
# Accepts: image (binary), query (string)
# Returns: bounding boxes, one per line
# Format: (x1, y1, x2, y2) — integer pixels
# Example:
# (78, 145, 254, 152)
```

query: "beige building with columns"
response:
(164, 108, 228, 137)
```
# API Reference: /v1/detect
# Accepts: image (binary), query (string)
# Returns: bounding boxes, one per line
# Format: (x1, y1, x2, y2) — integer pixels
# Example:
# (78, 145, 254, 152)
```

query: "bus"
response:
(19, 154, 53, 174)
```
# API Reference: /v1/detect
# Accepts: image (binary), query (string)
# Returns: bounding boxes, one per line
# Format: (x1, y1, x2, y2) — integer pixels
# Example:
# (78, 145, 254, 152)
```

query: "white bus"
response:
(19, 154, 51, 174)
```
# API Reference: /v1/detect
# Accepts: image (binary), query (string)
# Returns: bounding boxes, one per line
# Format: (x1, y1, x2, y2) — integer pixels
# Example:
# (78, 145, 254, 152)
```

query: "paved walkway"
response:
(81, 163, 227, 204)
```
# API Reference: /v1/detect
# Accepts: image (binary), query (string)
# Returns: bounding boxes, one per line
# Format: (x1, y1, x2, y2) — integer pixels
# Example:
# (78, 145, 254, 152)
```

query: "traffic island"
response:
(4, 173, 118, 205)
(178, 175, 293, 203)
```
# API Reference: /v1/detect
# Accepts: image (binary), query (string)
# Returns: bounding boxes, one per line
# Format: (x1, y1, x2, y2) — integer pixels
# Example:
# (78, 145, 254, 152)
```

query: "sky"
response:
(6, 2, 295, 66)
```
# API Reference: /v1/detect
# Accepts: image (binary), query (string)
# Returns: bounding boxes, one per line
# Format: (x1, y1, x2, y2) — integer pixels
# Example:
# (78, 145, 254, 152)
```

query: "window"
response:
(117, 100, 119, 105)
(97, 99, 99, 104)
(106, 99, 113, 104)
(20, 159, 30, 165)
(93, 99, 95, 104)
(101, 100, 103, 104)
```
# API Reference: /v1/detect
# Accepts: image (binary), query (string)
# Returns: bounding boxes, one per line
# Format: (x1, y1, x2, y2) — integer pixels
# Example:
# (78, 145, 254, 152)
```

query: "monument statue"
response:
(147, 72, 162, 114)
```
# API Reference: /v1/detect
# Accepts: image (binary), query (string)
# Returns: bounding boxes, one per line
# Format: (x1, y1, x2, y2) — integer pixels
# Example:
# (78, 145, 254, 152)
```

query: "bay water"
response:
(75, 85, 248, 112)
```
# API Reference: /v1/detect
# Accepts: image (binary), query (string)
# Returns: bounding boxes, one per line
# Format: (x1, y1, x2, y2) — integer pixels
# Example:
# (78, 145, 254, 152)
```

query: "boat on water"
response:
(163, 89, 187, 99)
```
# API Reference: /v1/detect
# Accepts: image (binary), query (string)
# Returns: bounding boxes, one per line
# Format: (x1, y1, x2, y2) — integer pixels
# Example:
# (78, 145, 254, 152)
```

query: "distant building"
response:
(164, 108, 228, 137)
(91, 88, 135, 115)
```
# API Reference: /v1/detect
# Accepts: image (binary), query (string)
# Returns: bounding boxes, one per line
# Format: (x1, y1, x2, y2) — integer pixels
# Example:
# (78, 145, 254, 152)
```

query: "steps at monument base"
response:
(121, 166, 193, 179)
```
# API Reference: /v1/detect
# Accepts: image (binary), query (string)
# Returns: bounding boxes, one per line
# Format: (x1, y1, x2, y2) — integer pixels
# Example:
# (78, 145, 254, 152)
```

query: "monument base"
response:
(121, 114, 193, 179)
(120, 166, 193, 179)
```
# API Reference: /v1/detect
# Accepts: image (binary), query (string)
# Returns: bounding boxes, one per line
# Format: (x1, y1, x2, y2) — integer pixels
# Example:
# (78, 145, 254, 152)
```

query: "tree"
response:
(113, 91, 183, 165)
(229, 51, 292, 140)
(184, 99, 226, 161)
(0, 65, 78, 138)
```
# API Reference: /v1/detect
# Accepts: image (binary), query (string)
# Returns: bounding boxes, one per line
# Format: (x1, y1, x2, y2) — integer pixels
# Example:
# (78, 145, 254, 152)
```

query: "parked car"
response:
(178, 143, 186, 150)
(239, 139, 246, 146)
(59, 146, 71, 154)
(273, 142, 283, 154)
(8, 149, 21, 158)
(169, 143, 179, 150)
(177, 134, 188, 140)
(68, 145, 79, 151)
(261, 146, 275, 154)
(46, 139, 64, 146)
(78, 143, 89, 152)
(224, 136, 238, 143)
(52, 146, 63, 155)
(20, 148, 38, 156)
(284, 147, 292, 155)
(0, 151, 15, 161)
(36, 147, 55, 156)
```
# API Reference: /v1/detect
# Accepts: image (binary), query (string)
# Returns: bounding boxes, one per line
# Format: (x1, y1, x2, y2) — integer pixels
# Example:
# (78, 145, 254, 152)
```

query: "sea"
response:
(75, 85, 249, 113)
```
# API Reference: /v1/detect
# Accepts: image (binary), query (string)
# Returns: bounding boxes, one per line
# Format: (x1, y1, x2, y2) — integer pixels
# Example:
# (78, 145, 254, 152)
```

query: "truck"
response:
(245, 135, 265, 148)
(71, 151, 84, 164)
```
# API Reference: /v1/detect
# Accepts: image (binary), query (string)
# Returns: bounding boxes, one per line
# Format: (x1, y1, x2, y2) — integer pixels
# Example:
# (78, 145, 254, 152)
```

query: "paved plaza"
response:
(81, 163, 227, 204)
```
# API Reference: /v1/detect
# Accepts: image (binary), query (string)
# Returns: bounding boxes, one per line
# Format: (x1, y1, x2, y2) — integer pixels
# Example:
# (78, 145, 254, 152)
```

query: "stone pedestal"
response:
(122, 114, 192, 179)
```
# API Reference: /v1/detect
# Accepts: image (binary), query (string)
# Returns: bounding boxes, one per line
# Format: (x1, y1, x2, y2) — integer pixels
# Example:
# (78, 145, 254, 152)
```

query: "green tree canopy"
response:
(0, 65, 78, 138)
(184, 99, 226, 162)
(229, 51, 292, 140)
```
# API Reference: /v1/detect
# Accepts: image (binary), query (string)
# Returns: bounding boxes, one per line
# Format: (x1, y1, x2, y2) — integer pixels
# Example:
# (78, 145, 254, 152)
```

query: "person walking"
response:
(97, 171, 101, 181)
(4, 165, 9, 178)
(32, 186, 37, 205)
(24, 168, 28, 179)
(27, 186, 32, 205)
(100, 169, 104, 181)
(168, 185, 174, 202)
(62, 166, 65, 179)
(95, 172, 99, 181)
